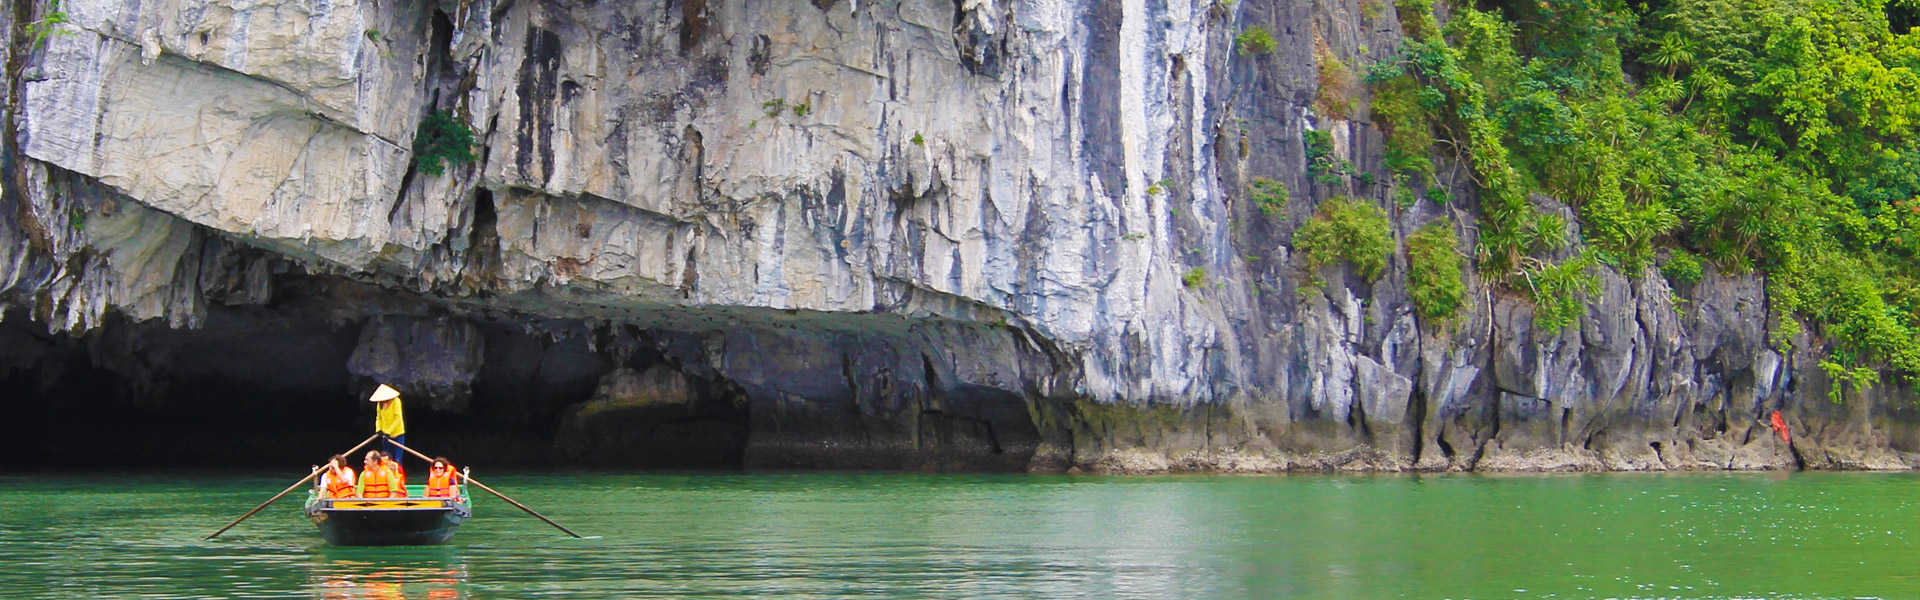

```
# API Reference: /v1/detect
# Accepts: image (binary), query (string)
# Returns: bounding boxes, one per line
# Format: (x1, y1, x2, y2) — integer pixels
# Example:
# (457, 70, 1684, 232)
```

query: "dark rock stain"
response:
(516, 27, 563, 184)
(1079, 0, 1125, 199)
(748, 34, 773, 77)
(678, 0, 709, 56)
(953, 0, 1004, 78)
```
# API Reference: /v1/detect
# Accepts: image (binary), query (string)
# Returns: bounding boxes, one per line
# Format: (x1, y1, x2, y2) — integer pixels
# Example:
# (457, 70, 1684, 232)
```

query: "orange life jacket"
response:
(324, 465, 357, 498)
(384, 459, 409, 497)
(426, 466, 458, 498)
(361, 464, 395, 498)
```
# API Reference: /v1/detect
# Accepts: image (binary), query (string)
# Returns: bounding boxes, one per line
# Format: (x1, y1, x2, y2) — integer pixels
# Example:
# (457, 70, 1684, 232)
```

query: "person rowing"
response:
(369, 384, 407, 475)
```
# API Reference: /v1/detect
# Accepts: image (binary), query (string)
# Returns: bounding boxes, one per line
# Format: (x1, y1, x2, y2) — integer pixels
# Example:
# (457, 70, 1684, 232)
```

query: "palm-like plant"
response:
(1646, 34, 1696, 78)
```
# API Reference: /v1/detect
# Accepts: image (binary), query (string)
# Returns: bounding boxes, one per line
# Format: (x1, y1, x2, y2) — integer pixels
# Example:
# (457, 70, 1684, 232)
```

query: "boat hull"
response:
(306, 495, 470, 546)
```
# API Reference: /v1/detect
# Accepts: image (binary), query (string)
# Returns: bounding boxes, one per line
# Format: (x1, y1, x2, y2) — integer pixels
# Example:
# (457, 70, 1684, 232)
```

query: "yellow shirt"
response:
(375, 397, 405, 436)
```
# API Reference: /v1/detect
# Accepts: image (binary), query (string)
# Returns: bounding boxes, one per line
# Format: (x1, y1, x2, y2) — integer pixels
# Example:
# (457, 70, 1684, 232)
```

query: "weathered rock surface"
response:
(3, 0, 1918, 471)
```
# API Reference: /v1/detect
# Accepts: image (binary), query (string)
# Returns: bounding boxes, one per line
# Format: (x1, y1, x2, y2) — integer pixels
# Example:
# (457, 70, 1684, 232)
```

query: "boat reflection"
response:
(308, 551, 468, 600)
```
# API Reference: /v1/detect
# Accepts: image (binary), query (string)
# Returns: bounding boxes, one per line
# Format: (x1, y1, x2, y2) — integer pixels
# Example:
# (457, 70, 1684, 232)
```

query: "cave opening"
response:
(0, 303, 751, 471)
(0, 245, 1065, 474)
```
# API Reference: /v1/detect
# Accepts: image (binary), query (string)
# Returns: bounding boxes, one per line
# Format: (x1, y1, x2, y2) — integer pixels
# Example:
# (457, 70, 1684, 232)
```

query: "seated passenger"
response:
(361, 451, 397, 498)
(381, 451, 409, 498)
(426, 458, 460, 498)
(319, 454, 357, 499)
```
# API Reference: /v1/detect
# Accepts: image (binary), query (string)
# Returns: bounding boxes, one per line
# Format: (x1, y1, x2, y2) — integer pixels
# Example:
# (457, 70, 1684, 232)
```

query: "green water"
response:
(0, 471, 1915, 599)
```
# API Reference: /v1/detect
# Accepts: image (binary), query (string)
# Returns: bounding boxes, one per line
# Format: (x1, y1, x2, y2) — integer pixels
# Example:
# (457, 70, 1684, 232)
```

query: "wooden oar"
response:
(389, 439, 583, 538)
(205, 434, 380, 540)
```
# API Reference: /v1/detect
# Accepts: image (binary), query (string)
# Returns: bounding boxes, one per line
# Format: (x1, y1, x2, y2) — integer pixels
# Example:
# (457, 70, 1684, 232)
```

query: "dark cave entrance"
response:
(0, 305, 751, 471)
(0, 259, 1058, 474)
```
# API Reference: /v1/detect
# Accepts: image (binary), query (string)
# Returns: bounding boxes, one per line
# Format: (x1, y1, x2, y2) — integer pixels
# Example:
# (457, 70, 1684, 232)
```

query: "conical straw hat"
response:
(368, 384, 401, 402)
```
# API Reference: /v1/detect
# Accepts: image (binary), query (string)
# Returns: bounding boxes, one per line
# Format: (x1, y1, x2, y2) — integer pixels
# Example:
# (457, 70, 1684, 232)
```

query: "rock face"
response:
(3, 0, 1917, 471)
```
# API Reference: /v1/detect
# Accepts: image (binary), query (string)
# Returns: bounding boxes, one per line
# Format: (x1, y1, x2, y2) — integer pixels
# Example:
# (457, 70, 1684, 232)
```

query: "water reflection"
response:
(308, 549, 467, 600)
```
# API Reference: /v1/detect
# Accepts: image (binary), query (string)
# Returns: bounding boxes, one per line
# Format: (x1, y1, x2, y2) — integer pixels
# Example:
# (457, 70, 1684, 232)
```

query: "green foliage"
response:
(1304, 129, 1333, 162)
(1393, 0, 1440, 40)
(1533, 93, 1684, 274)
(911, 132, 925, 146)
(1360, 0, 1384, 22)
(1182, 266, 1207, 288)
(1522, 253, 1600, 334)
(1658, 0, 1920, 176)
(1376, 9, 1560, 276)
(1660, 249, 1703, 287)
(28, 0, 70, 48)
(1237, 26, 1277, 56)
(1369, 72, 1436, 179)
(1350, 0, 1920, 382)
(413, 111, 476, 177)
(1819, 360, 1879, 403)
(1407, 221, 1467, 321)
(1294, 197, 1394, 285)
(1393, 176, 1419, 207)
(1303, 129, 1355, 184)
(1365, 0, 1920, 377)
(1500, 78, 1577, 151)
(763, 98, 788, 117)
(1249, 178, 1288, 215)
(1771, 311, 1804, 351)
(1770, 249, 1920, 378)
(792, 101, 812, 117)
(1846, 149, 1920, 215)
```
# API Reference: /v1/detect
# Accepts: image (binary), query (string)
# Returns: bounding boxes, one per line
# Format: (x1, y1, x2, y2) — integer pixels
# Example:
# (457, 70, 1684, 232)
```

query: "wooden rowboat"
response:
(206, 436, 571, 544)
(304, 485, 471, 546)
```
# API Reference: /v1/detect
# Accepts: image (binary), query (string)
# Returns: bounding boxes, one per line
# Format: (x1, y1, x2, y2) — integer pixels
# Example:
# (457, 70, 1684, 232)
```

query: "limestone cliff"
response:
(2, 0, 1915, 471)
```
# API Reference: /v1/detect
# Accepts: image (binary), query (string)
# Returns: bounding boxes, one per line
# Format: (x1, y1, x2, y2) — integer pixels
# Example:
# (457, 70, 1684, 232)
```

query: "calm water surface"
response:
(0, 470, 1915, 599)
